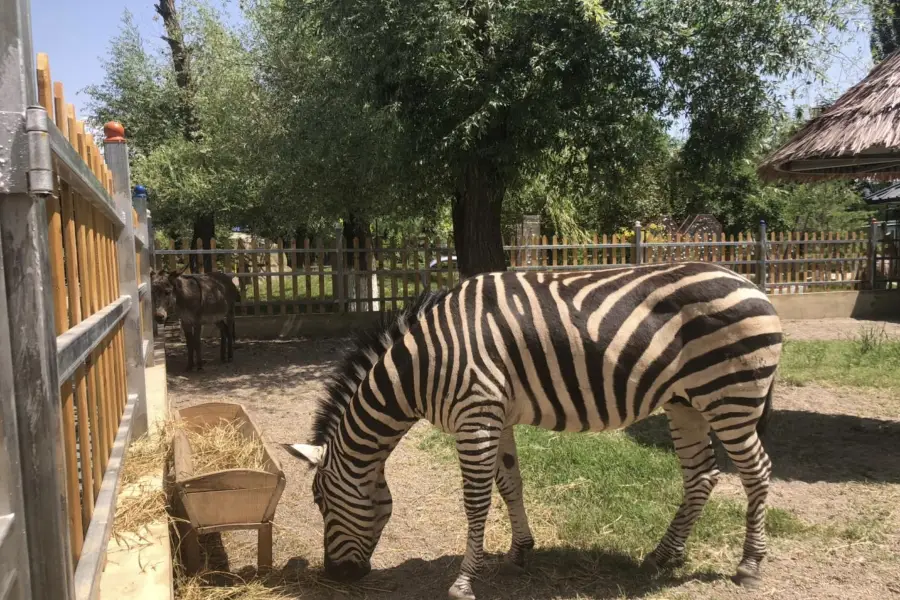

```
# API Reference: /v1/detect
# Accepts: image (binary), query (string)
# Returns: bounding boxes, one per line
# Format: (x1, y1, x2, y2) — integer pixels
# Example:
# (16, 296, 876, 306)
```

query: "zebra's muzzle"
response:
(324, 558, 371, 581)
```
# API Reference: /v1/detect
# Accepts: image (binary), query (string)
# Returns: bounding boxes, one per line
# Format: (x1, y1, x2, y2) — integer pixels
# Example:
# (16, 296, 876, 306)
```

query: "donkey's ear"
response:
(150, 268, 157, 278)
(283, 443, 325, 466)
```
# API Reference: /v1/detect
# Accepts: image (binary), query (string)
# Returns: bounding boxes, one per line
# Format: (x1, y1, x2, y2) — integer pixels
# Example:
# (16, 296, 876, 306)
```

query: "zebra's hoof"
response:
(499, 557, 526, 574)
(732, 565, 762, 589)
(447, 584, 475, 600)
(641, 553, 683, 572)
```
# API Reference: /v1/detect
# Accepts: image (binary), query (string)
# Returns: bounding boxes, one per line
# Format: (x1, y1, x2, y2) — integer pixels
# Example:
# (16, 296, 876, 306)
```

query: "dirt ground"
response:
(164, 318, 900, 600)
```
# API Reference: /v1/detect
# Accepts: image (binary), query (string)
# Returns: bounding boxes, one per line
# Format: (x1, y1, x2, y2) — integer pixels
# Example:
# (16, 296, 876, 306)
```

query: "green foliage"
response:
(84, 11, 182, 157)
(870, 0, 900, 62)
(779, 338, 900, 390)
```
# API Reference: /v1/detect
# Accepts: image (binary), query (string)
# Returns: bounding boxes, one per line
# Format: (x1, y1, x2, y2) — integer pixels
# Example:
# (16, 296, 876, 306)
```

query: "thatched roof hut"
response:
(758, 50, 900, 181)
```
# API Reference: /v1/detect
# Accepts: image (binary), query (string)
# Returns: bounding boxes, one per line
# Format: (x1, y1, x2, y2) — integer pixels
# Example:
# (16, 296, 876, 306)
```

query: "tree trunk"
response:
(343, 215, 370, 311)
(191, 213, 215, 273)
(452, 160, 507, 279)
(155, 0, 201, 140)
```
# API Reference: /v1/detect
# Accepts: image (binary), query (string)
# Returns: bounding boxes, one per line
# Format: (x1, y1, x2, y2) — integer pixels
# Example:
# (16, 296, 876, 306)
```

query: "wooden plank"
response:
(316, 237, 325, 314)
(237, 238, 247, 315)
(168, 239, 176, 272)
(53, 81, 68, 138)
(445, 236, 454, 288)
(422, 237, 431, 292)
(291, 239, 299, 314)
(46, 180, 85, 561)
(304, 238, 312, 313)
(400, 236, 409, 306)
(66, 103, 77, 146)
(353, 237, 361, 311)
(390, 238, 398, 309)
(76, 198, 104, 496)
(63, 187, 95, 525)
(377, 237, 386, 305)
(94, 210, 115, 458)
(278, 239, 285, 313)
(265, 242, 274, 311)
(252, 238, 261, 315)
(36, 52, 53, 118)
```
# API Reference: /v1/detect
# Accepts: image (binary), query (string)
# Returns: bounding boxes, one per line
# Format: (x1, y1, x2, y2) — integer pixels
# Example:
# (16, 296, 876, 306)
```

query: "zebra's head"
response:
(286, 442, 392, 581)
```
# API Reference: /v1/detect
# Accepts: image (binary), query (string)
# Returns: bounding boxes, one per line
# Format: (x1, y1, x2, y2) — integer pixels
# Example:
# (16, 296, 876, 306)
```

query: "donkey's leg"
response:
(181, 322, 195, 372)
(227, 314, 235, 360)
(495, 427, 534, 569)
(217, 321, 228, 362)
(449, 427, 502, 600)
(707, 401, 772, 588)
(193, 325, 204, 371)
(644, 399, 720, 570)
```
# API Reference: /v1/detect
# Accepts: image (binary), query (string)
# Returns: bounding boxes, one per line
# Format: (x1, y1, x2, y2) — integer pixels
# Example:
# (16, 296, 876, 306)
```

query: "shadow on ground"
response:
(626, 410, 900, 484)
(162, 328, 347, 396)
(192, 546, 724, 600)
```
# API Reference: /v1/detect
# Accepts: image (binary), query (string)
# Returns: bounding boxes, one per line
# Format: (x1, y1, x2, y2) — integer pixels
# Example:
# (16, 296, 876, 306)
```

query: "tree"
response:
(274, 0, 859, 277)
(871, 0, 900, 61)
(84, 11, 182, 159)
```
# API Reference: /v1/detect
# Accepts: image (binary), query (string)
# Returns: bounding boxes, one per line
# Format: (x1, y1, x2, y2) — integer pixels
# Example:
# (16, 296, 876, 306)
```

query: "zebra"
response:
(286, 261, 783, 600)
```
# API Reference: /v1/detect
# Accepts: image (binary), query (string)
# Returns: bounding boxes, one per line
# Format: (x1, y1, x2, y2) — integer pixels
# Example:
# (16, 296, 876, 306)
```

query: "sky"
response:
(30, 0, 875, 122)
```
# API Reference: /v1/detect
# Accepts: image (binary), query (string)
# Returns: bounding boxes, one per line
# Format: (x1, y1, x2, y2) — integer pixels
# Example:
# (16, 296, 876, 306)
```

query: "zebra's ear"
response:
(283, 443, 326, 466)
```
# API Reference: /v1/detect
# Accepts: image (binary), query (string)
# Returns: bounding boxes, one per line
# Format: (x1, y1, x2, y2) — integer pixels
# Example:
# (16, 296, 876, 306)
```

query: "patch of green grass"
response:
(419, 426, 806, 559)
(779, 337, 900, 391)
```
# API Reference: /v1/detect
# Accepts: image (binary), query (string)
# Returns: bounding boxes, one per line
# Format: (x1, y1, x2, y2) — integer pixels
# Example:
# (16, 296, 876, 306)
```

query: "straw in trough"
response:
(182, 418, 268, 476)
(758, 49, 900, 181)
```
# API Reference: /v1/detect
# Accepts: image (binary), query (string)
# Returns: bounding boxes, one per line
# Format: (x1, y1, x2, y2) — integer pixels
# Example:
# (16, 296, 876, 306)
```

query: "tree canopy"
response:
(86, 0, 874, 266)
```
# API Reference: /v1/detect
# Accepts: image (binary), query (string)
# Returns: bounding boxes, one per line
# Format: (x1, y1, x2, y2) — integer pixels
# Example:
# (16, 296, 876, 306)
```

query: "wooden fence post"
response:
(334, 225, 346, 314)
(868, 217, 878, 290)
(757, 220, 768, 293)
(633, 221, 642, 265)
(104, 122, 148, 438)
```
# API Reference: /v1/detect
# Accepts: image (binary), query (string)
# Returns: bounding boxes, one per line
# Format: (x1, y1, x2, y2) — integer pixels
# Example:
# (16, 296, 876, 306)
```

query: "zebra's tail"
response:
(756, 382, 774, 436)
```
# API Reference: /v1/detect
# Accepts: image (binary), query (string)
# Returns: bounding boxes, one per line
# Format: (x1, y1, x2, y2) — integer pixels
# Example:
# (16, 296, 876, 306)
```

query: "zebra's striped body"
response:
(288, 262, 782, 599)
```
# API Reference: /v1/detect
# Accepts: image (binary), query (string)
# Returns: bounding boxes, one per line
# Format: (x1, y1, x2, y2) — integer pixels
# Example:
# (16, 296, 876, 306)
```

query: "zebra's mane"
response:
(310, 289, 451, 447)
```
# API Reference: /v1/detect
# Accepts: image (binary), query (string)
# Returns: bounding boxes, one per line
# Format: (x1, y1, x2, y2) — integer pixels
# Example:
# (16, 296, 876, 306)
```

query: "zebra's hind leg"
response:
(643, 399, 720, 571)
(707, 404, 772, 589)
(495, 427, 534, 569)
(448, 427, 502, 600)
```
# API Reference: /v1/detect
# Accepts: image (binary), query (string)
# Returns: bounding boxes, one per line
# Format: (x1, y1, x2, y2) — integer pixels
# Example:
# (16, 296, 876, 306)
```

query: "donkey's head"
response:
(150, 268, 185, 324)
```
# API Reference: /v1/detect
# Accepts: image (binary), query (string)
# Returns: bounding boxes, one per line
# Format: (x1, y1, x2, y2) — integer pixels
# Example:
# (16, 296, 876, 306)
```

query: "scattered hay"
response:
(176, 577, 289, 600)
(113, 483, 168, 540)
(181, 418, 268, 476)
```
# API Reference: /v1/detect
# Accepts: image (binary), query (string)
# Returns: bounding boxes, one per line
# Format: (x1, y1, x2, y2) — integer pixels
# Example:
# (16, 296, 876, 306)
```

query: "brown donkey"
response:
(151, 269, 240, 371)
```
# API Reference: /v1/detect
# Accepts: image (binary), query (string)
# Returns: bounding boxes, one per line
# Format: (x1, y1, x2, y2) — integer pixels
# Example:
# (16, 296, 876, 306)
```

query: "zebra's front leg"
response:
(495, 427, 534, 569)
(449, 428, 502, 600)
(644, 401, 720, 571)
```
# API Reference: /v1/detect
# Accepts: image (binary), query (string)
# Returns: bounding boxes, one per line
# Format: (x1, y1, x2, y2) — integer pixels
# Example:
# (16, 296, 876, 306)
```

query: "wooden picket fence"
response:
(0, 46, 151, 600)
(154, 222, 898, 315)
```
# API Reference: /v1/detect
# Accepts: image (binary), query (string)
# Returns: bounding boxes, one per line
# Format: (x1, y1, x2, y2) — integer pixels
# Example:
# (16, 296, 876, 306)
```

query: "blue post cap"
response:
(133, 184, 147, 196)
(760, 219, 766, 225)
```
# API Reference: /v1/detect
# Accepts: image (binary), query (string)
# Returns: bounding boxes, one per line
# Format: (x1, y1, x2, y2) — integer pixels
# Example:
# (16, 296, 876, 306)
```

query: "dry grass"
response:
(183, 418, 268, 475)
(758, 48, 900, 181)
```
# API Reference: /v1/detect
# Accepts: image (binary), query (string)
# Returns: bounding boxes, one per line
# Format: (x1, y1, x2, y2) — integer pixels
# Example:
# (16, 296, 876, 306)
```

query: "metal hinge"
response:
(25, 106, 53, 195)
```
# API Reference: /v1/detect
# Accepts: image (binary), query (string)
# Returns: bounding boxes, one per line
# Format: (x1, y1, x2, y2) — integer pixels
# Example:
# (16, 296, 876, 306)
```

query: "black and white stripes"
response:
(287, 262, 782, 599)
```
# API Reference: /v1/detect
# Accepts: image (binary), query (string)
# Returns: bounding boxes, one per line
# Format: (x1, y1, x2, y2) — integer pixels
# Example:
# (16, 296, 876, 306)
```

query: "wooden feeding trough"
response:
(171, 402, 286, 574)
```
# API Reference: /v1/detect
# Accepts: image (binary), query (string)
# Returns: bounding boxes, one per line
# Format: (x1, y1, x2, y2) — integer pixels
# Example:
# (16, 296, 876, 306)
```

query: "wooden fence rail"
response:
(154, 221, 900, 315)
(0, 30, 151, 600)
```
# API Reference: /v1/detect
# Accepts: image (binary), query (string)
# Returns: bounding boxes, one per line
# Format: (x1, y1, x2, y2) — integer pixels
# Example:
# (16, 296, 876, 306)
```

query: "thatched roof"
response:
(758, 50, 900, 182)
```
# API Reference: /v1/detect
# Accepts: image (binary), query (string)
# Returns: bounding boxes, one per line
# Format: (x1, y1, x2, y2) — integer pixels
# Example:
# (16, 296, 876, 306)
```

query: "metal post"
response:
(757, 220, 768, 293)
(104, 122, 148, 438)
(868, 217, 878, 290)
(633, 221, 643, 265)
(134, 186, 154, 366)
(334, 225, 345, 314)
(0, 0, 74, 596)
